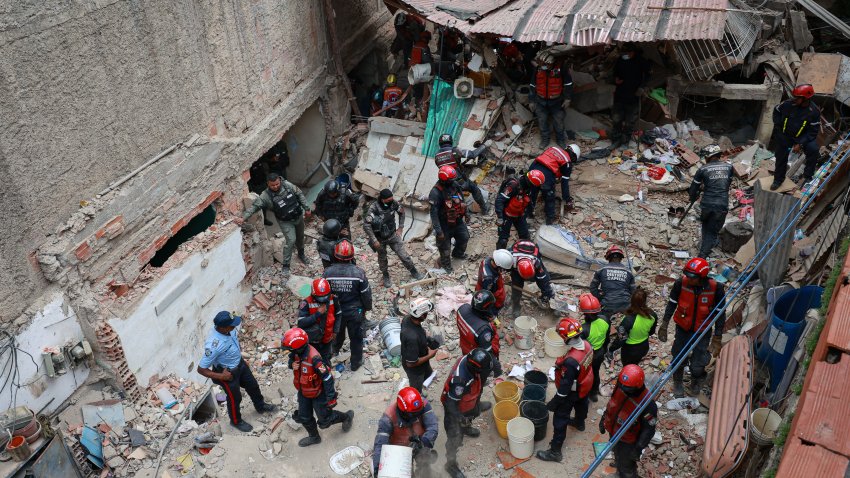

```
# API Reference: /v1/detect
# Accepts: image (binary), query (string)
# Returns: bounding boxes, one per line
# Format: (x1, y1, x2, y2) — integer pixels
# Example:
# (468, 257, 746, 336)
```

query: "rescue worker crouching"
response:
(509, 240, 555, 317)
(314, 179, 359, 238)
(495, 170, 545, 249)
(608, 287, 657, 366)
(316, 218, 342, 270)
(297, 278, 340, 362)
(281, 328, 354, 447)
(475, 249, 513, 316)
(429, 166, 474, 273)
(528, 145, 580, 224)
(537, 317, 594, 462)
(363, 188, 423, 287)
(456, 290, 503, 379)
(434, 133, 489, 214)
(323, 239, 372, 371)
(373, 387, 439, 477)
(589, 244, 636, 318)
(599, 365, 658, 478)
(770, 83, 822, 190)
(442, 348, 492, 478)
(579, 293, 611, 402)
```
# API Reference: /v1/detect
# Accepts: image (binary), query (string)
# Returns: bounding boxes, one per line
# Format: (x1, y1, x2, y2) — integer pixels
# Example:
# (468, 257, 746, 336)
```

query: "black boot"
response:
(382, 273, 392, 288)
(342, 410, 354, 432)
(298, 423, 321, 447)
(536, 445, 563, 462)
(567, 418, 585, 431)
(444, 460, 465, 478)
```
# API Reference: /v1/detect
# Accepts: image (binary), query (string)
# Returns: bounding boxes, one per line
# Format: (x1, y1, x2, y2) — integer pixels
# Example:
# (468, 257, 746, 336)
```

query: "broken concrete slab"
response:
(564, 108, 605, 131)
(368, 116, 425, 137)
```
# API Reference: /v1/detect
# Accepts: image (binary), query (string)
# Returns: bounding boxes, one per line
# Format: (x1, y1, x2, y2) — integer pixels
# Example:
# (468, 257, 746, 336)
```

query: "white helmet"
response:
(409, 297, 434, 319)
(492, 249, 514, 270)
(568, 144, 581, 162)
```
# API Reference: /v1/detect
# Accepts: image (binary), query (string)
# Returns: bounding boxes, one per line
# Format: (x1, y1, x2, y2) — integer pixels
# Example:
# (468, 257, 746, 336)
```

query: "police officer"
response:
(495, 170, 545, 249)
(196, 311, 278, 432)
(314, 179, 359, 237)
(456, 290, 503, 378)
(537, 317, 593, 462)
(281, 328, 354, 446)
(599, 365, 658, 478)
(577, 293, 610, 402)
(608, 288, 657, 366)
(323, 239, 372, 371)
(528, 145, 580, 223)
(771, 84, 822, 190)
(240, 173, 310, 276)
(689, 147, 732, 259)
(509, 240, 555, 317)
(364, 189, 423, 287)
(401, 298, 438, 392)
(434, 134, 489, 214)
(657, 258, 725, 397)
(297, 278, 340, 362)
(316, 219, 342, 269)
(374, 387, 439, 477)
(475, 249, 513, 316)
(530, 56, 573, 149)
(590, 244, 636, 318)
(429, 166, 474, 272)
(442, 349, 492, 478)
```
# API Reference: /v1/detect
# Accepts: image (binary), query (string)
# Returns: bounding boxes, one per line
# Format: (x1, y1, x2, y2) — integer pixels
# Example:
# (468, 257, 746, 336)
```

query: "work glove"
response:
(598, 417, 606, 434)
(327, 398, 338, 409)
(657, 320, 669, 343)
(493, 364, 503, 378)
(710, 335, 722, 357)
(410, 436, 424, 455)
(546, 395, 566, 412)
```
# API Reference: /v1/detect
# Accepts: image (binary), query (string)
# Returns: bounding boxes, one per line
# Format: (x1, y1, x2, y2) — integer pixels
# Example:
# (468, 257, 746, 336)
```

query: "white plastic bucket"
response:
(514, 316, 537, 350)
(750, 408, 781, 446)
(544, 328, 568, 358)
(407, 64, 433, 85)
(155, 388, 178, 409)
(380, 318, 403, 356)
(506, 417, 535, 459)
(377, 444, 412, 478)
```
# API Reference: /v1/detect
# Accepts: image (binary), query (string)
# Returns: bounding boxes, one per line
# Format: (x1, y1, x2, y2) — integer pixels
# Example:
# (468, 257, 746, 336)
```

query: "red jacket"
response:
(292, 346, 326, 399)
(555, 341, 593, 398)
(673, 277, 718, 333)
(534, 147, 572, 179)
(603, 386, 652, 444)
(476, 259, 506, 309)
(441, 357, 483, 414)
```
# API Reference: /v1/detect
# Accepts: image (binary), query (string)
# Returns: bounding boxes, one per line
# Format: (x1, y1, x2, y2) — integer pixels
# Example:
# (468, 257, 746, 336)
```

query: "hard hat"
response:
(471, 290, 496, 315)
(394, 12, 407, 27)
(311, 278, 331, 302)
(323, 179, 340, 195)
(439, 133, 453, 147)
(387, 74, 397, 86)
(397, 387, 425, 414)
(334, 239, 355, 261)
(618, 364, 645, 388)
(605, 244, 625, 260)
(568, 144, 581, 162)
(579, 293, 602, 314)
(409, 297, 434, 319)
(492, 249, 514, 270)
(466, 348, 491, 375)
(556, 317, 583, 341)
(282, 328, 309, 351)
(526, 170, 545, 188)
(683, 257, 710, 278)
(438, 165, 458, 182)
(322, 219, 342, 238)
(792, 84, 815, 99)
(516, 257, 535, 280)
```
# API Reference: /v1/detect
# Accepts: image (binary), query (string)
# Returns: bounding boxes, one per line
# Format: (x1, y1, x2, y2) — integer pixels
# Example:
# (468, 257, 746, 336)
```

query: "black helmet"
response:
(471, 290, 496, 315)
(439, 133, 453, 147)
(324, 179, 341, 195)
(394, 12, 407, 27)
(322, 219, 342, 238)
(466, 348, 491, 375)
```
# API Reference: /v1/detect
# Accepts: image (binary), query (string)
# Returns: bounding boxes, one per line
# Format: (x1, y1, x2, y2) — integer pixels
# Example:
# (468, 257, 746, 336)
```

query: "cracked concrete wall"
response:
(0, 0, 391, 321)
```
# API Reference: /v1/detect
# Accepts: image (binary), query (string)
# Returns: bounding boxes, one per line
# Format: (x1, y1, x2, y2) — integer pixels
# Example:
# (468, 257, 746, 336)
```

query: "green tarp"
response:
(421, 78, 474, 157)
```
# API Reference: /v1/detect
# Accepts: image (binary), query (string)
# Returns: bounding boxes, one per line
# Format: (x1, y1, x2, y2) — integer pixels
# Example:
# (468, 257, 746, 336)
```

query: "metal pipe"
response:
(97, 143, 180, 197)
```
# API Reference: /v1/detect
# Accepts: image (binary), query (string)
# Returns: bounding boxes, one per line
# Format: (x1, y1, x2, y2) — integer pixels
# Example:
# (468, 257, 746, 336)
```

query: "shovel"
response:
(672, 201, 695, 229)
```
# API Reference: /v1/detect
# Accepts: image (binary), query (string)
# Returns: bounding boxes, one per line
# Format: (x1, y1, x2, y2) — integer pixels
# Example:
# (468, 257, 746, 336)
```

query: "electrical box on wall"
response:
(42, 339, 92, 378)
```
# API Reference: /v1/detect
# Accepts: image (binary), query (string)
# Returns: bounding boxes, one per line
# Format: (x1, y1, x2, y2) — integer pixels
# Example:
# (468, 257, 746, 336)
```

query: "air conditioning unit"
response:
(453, 77, 474, 99)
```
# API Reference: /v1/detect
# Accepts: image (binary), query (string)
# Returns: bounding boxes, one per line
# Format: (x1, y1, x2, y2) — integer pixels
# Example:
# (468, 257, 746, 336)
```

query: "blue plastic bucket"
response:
(757, 286, 822, 390)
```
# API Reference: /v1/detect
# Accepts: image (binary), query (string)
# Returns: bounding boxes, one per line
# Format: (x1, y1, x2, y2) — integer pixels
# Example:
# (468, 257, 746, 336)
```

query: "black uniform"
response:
(689, 161, 732, 258)
(288, 347, 348, 434)
(434, 144, 488, 212)
(297, 296, 342, 362)
(589, 263, 636, 317)
(494, 176, 531, 249)
(549, 353, 589, 451)
(429, 180, 473, 271)
(442, 357, 485, 466)
(611, 54, 650, 145)
(323, 262, 372, 369)
(363, 200, 418, 277)
(401, 316, 433, 392)
(314, 189, 359, 235)
(315, 233, 339, 269)
(771, 99, 822, 183)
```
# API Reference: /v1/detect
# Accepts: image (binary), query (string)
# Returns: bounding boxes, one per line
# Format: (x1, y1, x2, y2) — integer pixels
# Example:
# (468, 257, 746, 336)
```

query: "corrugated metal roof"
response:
(614, 0, 662, 43)
(776, 436, 849, 478)
(515, 0, 577, 43)
(794, 354, 850, 456)
(570, 0, 622, 46)
(468, 0, 537, 37)
(659, 0, 728, 41)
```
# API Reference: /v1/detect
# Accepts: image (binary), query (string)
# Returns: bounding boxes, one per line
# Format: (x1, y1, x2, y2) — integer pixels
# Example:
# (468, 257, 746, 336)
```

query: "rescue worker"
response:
(509, 240, 555, 317)
(608, 287, 657, 366)
(382, 74, 404, 118)
(373, 387, 439, 477)
(611, 43, 651, 147)
(363, 188, 423, 287)
(409, 30, 433, 66)
(442, 348, 492, 478)
(196, 311, 278, 432)
(689, 147, 732, 259)
(456, 290, 503, 378)
(240, 172, 309, 276)
(579, 293, 610, 402)
(537, 317, 593, 462)
(495, 170, 545, 249)
(599, 365, 658, 478)
(434, 134, 489, 214)
(401, 297, 438, 392)
(527, 145, 580, 224)
(297, 278, 341, 362)
(589, 244, 636, 318)
(429, 166, 473, 272)
(475, 249, 514, 316)
(391, 12, 424, 68)
(314, 179, 359, 237)
(770, 83, 822, 190)
(316, 218, 342, 269)
(323, 240, 372, 371)
(657, 258, 725, 397)
(530, 56, 573, 149)
(498, 40, 527, 84)
(281, 328, 354, 446)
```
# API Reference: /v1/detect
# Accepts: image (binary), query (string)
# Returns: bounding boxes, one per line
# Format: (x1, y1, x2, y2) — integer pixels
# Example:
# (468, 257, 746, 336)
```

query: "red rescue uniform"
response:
(603, 386, 651, 443)
(535, 67, 565, 99)
(534, 147, 572, 179)
(673, 277, 718, 333)
(292, 345, 325, 398)
(441, 357, 483, 414)
(302, 296, 336, 344)
(383, 403, 426, 445)
(555, 340, 594, 397)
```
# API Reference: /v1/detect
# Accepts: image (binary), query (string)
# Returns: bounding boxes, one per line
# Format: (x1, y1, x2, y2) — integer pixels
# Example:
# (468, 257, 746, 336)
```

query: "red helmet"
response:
(579, 293, 602, 314)
(397, 387, 425, 414)
(311, 278, 331, 302)
(516, 257, 535, 280)
(605, 244, 625, 260)
(438, 165, 458, 182)
(526, 170, 545, 188)
(556, 317, 583, 341)
(792, 84, 815, 99)
(282, 327, 309, 351)
(683, 257, 710, 278)
(334, 239, 355, 261)
(618, 364, 645, 396)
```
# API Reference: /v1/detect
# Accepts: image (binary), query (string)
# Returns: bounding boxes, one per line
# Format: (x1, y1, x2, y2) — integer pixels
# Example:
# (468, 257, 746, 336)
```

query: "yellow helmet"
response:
(387, 74, 397, 86)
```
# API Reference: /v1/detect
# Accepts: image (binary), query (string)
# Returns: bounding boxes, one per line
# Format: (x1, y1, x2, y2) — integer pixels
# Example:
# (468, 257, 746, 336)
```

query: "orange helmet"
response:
(619, 364, 645, 388)
(683, 257, 710, 278)
(579, 293, 602, 314)
(282, 327, 309, 351)
(311, 278, 331, 302)
(438, 165, 458, 182)
(526, 170, 545, 188)
(334, 239, 355, 261)
(397, 387, 425, 414)
(792, 84, 815, 99)
(516, 257, 535, 280)
(556, 317, 583, 341)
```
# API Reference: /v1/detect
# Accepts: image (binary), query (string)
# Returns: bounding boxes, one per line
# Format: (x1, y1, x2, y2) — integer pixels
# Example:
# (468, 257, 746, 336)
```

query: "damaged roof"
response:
(394, 0, 730, 44)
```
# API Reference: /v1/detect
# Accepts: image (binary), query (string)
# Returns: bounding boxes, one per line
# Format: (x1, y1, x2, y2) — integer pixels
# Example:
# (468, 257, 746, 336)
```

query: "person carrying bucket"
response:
(441, 348, 492, 478)
(608, 288, 658, 366)
(373, 387, 439, 477)
(537, 317, 593, 463)
(599, 365, 658, 478)
(456, 290, 503, 379)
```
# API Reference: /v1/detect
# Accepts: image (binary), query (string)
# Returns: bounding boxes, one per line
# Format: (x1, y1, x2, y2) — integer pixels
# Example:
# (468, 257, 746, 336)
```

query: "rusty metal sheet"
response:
(796, 52, 844, 96)
(702, 335, 752, 478)
(569, 0, 623, 46)
(776, 436, 849, 478)
(794, 354, 850, 456)
(515, 0, 578, 43)
(658, 0, 727, 41)
(614, 0, 663, 43)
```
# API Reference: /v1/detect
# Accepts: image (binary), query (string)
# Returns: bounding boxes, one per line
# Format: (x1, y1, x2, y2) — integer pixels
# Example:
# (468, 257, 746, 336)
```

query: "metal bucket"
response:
(379, 318, 403, 356)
